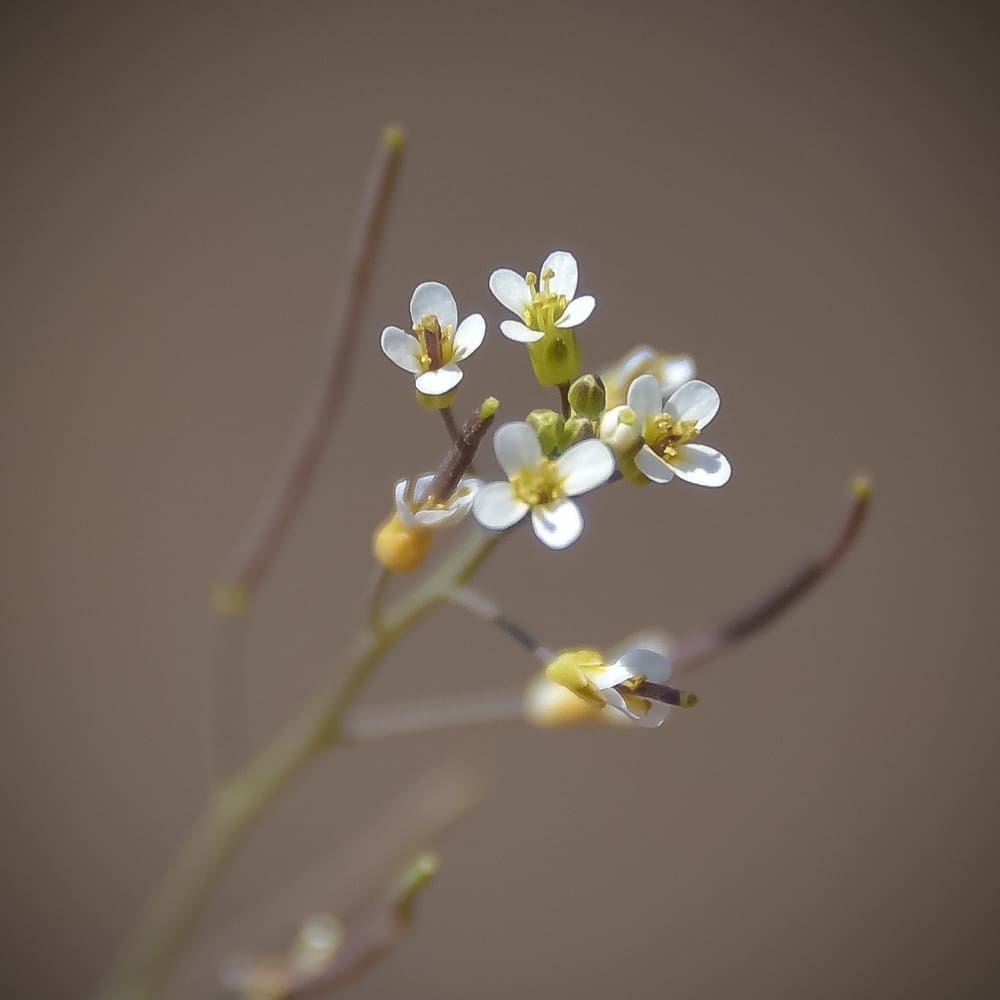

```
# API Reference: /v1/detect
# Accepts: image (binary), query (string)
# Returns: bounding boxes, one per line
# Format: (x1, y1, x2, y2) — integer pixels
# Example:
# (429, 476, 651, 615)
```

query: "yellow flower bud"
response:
(373, 513, 432, 572)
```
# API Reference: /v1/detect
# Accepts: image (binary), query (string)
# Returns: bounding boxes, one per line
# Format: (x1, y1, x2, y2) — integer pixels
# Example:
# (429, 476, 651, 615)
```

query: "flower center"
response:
(511, 457, 565, 507)
(644, 413, 699, 461)
(521, 268, 568, 333)
(412, 313, 454, 371)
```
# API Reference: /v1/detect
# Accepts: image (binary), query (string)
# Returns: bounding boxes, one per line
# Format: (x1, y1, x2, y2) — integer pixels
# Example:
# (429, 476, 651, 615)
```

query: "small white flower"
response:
(472, 422, 614, 549)
(394, 473, 480, 529)
(601, 346, 696, 407)
(489, 250, 596, 344)
(542, 645, 681, 728)
(627, 374, 731, 487)
(380, 281, 486, 396)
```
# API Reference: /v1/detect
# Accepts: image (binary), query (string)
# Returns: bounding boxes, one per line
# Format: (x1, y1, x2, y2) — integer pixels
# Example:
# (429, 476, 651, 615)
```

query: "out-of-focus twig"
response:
(206, 127, 405, 775)
(214, 126, 405, 605)
(671, 475, 872, 674)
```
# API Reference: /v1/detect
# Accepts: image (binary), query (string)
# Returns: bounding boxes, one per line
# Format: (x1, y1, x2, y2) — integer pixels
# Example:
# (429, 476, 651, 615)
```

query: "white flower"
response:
(601, 345, 697, 408)
(488, 250, 596, 344)
(472, 422, 614, 549)
(542, 645, 682, 728)
(393, 473, 480, 529)
(626, 374, 731, 487)
(380, 281, 486, 396)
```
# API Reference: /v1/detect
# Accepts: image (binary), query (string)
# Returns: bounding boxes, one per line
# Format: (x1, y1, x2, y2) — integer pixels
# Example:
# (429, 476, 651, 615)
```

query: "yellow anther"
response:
(645, 413, 699, 459)
(511, 457, 564, 507)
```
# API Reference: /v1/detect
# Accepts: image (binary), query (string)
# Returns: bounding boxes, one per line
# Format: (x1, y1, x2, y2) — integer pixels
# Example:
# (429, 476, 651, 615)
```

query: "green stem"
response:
(97, 528, 500, 1000)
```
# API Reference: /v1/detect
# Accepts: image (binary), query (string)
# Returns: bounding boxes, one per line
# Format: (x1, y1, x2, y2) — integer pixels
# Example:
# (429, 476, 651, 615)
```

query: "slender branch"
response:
(671, 475, 872, 674)
(439, 406, 462, 448)
(215, 127, 406, 600)
(344, 690, 526, 742)
(367, 566, 390, 633)
(96, 527, 501, 1000)
(447, 585, 553, 661)
(557, 381, 571, 419)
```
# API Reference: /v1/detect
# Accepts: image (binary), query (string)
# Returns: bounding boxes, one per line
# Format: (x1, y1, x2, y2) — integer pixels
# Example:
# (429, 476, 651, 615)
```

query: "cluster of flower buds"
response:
(376, 249, 733, 724)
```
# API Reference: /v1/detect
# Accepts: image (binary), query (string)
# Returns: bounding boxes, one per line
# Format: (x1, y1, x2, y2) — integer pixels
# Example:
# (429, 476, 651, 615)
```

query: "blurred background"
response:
(3, 3, 998, 997)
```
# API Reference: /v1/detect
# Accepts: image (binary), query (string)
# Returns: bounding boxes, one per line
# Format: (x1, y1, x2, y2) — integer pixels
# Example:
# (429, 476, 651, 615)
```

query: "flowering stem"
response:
(367, 566, 391, 633)
(439, 405, 462, 449)
(671, 475, 872, 674)
(96, 527, 501, 1000)
(557, 381, 572, 419)
(447, 586, 553, 661)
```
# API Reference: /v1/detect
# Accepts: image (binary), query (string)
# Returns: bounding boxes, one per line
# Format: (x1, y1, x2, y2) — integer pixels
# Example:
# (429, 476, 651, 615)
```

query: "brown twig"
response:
(214, 126, 405, 606)
(671, 475, 872, 674)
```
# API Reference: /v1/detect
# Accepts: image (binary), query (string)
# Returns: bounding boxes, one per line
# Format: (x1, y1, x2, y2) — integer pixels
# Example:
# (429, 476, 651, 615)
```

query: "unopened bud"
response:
(373, 514, 432, 572)
(567, 373, 606, 419)
(599, 405, 641, 457)
(527, 331, 581, 387)
(526, 409, 564, 455)
(561, 415, 593, 446)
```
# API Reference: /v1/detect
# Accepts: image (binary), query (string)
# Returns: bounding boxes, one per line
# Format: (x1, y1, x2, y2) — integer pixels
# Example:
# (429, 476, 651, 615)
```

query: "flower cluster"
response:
(376, 250, 732, 559)
(374, 249, 734, 719)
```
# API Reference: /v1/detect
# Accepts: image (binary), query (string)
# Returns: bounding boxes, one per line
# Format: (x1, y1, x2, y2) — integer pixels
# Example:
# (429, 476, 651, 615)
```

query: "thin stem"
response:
(557, 381, 571, 419)
(217, 127, 405, 598)
(96, 528, 500, 1000)
(447, 585, 553, 661)
(671, 475, 872, 674)
(367, 566, 390, 633)
(344, 690, 526, 742)
(439, 406, 462, 448)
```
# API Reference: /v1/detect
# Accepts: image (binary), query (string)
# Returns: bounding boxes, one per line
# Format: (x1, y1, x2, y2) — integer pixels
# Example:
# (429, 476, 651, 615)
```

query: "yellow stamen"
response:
(411, 313, 454, 371)
(510, 458, 564, 507)
(645, 413, 699, 460)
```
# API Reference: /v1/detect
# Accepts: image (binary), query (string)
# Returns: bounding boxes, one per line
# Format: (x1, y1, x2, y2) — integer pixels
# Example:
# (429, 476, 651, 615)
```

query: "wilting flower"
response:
(627, 374, 731, 487)
(488, 250, 595, 386)
(472, 422, 614, 549)
(373, 474, 480, 572)
(542, 645, 692, 728)
(380, 282, 486, 401)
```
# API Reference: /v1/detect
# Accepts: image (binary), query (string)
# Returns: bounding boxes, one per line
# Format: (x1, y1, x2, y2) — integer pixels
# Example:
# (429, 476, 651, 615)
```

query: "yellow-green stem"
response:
(97, 528, 500, 1000)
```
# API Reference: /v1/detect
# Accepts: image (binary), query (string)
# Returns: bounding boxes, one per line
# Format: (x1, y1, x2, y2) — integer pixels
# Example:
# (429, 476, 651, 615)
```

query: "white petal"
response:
(556, 439, 615, 496)
(637, 702, 670, 728)
(589, 662, 635, 690)
(473, 482, 529, 531)
(493, 421, 542, 478)
(634, 444, 675, 483)
(601, 687, 643, 721)
(499, 319, 544, 343)
(409, 281, 458, 331)
(626, 374, 663, 423)
(414, 507, 459, 527)
(659, 355, 696, 396)
(451, 314, 486, 360)
(540, 250, 578, 300)
(380, 326, 421, 373)
(555, 295, 596, 329)
(614, 647, 672, 684)
(489, 268, 532, 315)
(393, 478, 418, 526)
(409, 474, 435, 504)
(531, 499, 583, 549)
(665, 379, 720, 429)
(415, 364, 463, 396)
(669, 443, 731, 487)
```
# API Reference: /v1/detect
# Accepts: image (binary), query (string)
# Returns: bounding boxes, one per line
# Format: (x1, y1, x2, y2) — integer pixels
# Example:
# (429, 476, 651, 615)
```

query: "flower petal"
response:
(489, 268, 532, 315)
(659, 355, 696, 397)
(541, 250, 578, 301)
(410, 473, 436, 504)
(380, 326, 421, 373)
(626, 374, 663, 423)
(415, 364, 463, 395)
(614, 647, 672, 684)
(409, 281, 458, 331)
(493, 421, 542, 478)
(600, 687, 644, 721)
(669, 443, 731, 487)
(531, 499, 583, 549)
(414, 506, 460, 527)
(393, 478, 418, 526)
(637, 702, 671, 728)
(473, 482, 529, 531)
(556, 439, 615, 496)
(665, 379, 720, 429)
(499, 319, 544, 343)
(555, 295, 596, 329)
(589, 662, 636, 690)
(451, 314, 486, 360)
(634, 444, 675, 483)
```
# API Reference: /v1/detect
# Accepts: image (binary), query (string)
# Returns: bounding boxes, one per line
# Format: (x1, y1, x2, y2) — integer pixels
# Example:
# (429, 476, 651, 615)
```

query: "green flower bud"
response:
(561, 415, 593, 447)
(567, 373, 606, 419)
(526, 408, 565, 455)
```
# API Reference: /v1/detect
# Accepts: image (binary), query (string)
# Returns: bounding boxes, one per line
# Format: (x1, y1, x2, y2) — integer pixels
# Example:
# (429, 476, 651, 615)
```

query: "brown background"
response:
(3, 3, 998, 998)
